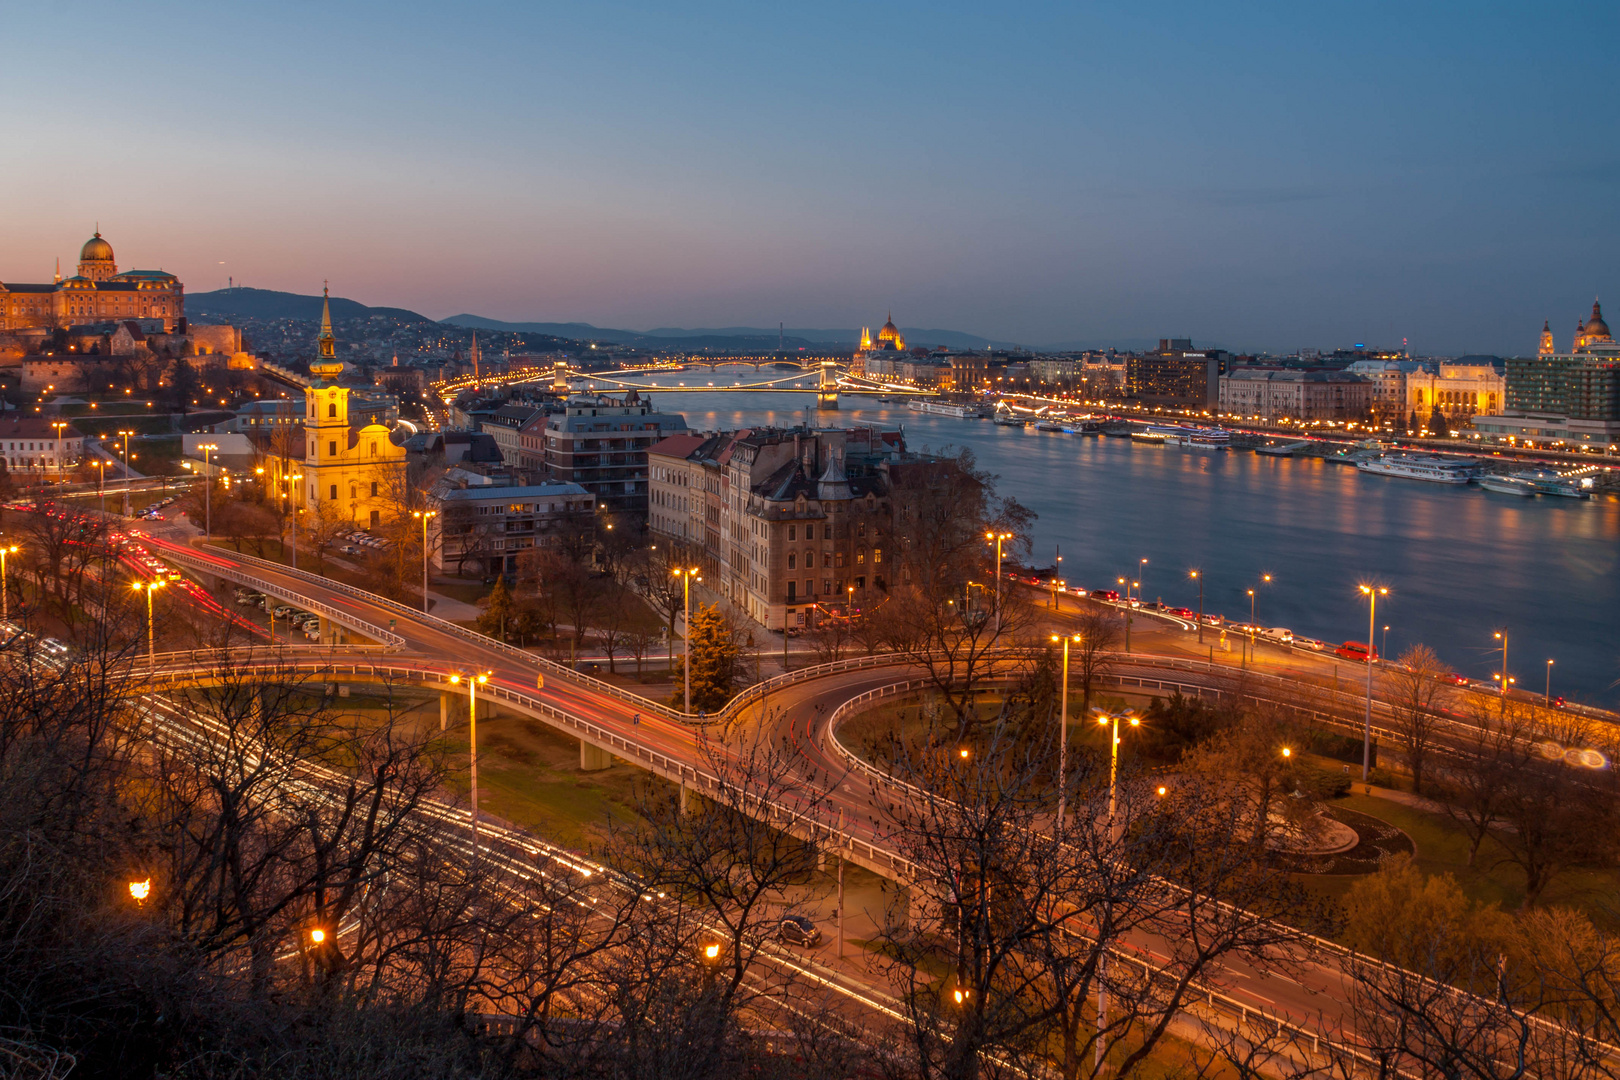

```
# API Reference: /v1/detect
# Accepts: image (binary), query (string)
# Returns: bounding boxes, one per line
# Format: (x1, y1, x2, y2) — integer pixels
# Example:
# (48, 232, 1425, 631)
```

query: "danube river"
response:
(605, 371, 1620, 707)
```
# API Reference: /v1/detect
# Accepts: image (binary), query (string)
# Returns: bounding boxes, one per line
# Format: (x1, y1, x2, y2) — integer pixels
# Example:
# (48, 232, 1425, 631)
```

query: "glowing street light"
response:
(1189, 569, 1203, 644)
(1052, 633, 1082, 831)
(412, 510, 438, 613)
(1358, 585, 1388, 781)
(448, 670, 491, 852)
(197, 443, 218, 539)
(132, 578, 167, 663)
(0, 543, 17, 621)
(672, 567, 701, 713)
(985, 531, 1013, 635)
(128, 878, 151, 904)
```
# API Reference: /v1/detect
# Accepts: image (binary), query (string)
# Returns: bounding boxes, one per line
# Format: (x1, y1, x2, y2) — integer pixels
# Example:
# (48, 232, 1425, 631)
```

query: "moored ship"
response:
(1355, 453, 1480, 484)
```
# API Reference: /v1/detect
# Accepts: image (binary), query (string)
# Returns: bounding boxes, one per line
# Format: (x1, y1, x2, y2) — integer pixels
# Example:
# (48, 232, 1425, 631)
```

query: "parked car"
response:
(272, 606, 297, 619)
(778, 914, 821, 946)
(339, 544, 362, 555)
(238, 591, 265, 607)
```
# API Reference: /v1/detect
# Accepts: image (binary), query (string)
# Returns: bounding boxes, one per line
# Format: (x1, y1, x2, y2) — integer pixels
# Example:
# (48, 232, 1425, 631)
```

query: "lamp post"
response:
(1090, 705, 1139, 1071)
(0, 543, 17, 621)
(198, 443, 217, 539)
(1051, 633, 1081, 832)
(1138, 557, 1148, 603)
(1358, 585, 1388, 781)
(412, 510, 438, 612)
(51, 422, 67, 490)
(1189, 569, 1204, 644)
(448, 670, 490, 852)
(118, 430, 135, 516)
(286, 472, 303, 568)
(985, 531, 1013, 635)
(1382, 624, 1390, 662)
(1053, 545, 1063, 609)
(94, 459, 107, 515)
(132, 579, 166, 663)
(1494, 631, 1509, 700)
(673, 567, 701, 713)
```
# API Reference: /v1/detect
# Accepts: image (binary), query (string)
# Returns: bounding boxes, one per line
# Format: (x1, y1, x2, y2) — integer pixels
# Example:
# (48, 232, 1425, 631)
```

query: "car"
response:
(304, 627, 321, 641)
(1170, 607, 1195, 619)
(778, 914, 821, 946)
(1294, 637, 1328, 652)
(1260, 627, 1294, 644)
(1443, 672, 1470, 686)
(1093, 589, 1120, 602)
(1335, 641, 1376, 663)
(339, 544, 362, 555)
(1203, 613, 1225, 626)
(238, 591, 264, 607)
(272, 606, 297, 619)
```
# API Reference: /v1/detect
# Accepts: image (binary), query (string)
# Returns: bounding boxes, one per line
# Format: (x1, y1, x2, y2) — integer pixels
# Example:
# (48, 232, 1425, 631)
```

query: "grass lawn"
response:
(1295, 791, 1620, 929)
(75, 414, 175, 438)
(442, 711, 653, 851)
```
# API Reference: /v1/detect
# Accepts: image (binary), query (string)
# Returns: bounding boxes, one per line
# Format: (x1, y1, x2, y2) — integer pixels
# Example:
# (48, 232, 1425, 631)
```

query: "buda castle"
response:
(1, 230, 184, 333)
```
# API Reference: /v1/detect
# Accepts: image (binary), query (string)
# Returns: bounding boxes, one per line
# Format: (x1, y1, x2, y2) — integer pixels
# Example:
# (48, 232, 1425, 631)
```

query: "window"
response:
(787, 553, 796, 569)
(874, 548, 883, 564)
(823, 579, 832, 594)
(835, 551, 845, 568)
(370, 481, 378, 497)
(328, 402, 337, 418)
(328, 441, 337, 457)
(329, 484, 338, 500)
(858, 521, 866, 537)
(857, 548, 866, 565)
(787, 581, 797, 602)
(370, 441, 377, 456)
(806, 524, 815, 540)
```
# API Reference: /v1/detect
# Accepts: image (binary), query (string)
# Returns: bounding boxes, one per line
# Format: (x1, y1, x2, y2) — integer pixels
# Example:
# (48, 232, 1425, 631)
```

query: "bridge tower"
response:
(551, 361, 571, 393)
(816, 360, 839, 410)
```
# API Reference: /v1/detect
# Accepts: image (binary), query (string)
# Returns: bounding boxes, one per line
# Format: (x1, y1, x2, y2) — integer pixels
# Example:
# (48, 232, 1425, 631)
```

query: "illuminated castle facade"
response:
(0, 230, 184, 332)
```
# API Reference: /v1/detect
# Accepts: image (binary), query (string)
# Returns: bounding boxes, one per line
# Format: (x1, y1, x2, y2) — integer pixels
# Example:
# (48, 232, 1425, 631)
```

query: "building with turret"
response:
(273, 287, 408, 527)
(1479, 301, 1620, 449)
(1, 230, 184, 332)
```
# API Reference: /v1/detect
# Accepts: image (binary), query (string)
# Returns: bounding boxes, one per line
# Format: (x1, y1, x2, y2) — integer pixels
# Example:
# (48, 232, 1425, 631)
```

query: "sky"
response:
(3, 1, 1615, 354)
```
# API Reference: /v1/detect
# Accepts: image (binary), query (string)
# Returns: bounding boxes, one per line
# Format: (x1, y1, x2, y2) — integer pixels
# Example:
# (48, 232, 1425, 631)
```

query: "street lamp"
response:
(118, 430, 135, 516)
(1053, 545, 1063, 609)
(673, 567, 701, 713)
(1092, 708, 1141, 841)
(1189, 569, 1204, 644)
(985, 531, 1013, 635)
(1052, 633, 1081, 832)
(1546, 658, 1555, 707)
(285, 472, 303, 568)
(132, 579, 167, 663)
(1138, 557, 1148, 603)
(1494, 631, 1510, 701)
(93, 459, 108, 515)
(51, 422, 67, 489)
(412, 510, 438, 613)
(1358, 585, 1388, 781)
(448, 670, 490, 851)
(198, 443, 217, 539)
(0, 543, 17, 621)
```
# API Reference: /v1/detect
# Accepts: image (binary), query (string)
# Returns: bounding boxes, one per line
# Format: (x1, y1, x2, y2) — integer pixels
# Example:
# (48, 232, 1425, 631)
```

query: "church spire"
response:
(317, 283, 336, 361)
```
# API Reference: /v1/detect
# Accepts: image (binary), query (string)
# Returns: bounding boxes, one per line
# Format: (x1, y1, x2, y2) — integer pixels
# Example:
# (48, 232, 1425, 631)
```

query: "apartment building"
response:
(648, 426, 906, 630)
(538, 390, 688, 514)
(425, 465, 594, 577)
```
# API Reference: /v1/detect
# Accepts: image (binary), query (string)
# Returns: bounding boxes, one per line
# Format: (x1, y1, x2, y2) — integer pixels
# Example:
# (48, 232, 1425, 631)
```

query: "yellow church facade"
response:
(288, 289, 407, 528)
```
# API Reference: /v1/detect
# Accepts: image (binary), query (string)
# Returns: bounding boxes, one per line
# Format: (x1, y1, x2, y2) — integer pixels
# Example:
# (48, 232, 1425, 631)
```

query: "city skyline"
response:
(4, 2, 1615, 354)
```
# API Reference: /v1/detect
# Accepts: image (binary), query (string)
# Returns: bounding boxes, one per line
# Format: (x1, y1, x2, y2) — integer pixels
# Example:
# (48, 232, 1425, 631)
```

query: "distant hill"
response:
(188, 288, 437, 325)
(442, 315, 1015, 352)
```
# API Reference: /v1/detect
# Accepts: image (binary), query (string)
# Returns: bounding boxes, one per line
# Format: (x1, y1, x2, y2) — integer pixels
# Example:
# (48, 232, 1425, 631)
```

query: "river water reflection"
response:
(605, 373, 1620, 706)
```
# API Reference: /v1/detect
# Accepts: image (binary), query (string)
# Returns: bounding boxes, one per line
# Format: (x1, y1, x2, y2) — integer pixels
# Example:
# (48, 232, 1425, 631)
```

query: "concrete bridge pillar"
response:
(680, 782, 694, 817)
(580, 741, 612, 771)
(439, 691, 453, 731)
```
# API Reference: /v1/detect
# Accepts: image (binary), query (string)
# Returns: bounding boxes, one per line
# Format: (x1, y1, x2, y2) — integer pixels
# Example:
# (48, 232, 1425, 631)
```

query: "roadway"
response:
(125, 522, 1395, 1060)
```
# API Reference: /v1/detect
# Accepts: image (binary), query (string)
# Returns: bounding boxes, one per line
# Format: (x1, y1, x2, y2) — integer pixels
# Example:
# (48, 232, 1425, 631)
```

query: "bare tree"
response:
(1384, 643, 1451, 792)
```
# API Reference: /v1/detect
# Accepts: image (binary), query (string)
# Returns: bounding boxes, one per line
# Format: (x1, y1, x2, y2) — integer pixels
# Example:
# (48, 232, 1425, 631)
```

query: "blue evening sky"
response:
(2, 1, 1614, 353)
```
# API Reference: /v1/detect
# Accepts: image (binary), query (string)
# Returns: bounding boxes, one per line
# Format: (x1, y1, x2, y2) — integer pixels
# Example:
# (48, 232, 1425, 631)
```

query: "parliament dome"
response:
(1585, 301, 1611, 340)
(80, 232, 114, 262)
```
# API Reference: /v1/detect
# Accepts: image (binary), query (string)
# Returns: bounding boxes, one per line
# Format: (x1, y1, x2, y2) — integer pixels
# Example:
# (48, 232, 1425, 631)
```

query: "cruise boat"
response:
(909, 400, 987, 419)
(1479, 475, 1537, 497)
(1034, 420, 1069, 432)
(1511, 467, 1592, 499)
(1169, 427, 1231, 451)
(1131, 425, 1182, 443)
(1355, 453, 1480, 484)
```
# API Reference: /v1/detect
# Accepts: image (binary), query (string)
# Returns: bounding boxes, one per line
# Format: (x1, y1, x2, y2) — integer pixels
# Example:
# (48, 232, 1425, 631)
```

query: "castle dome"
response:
(80, 232, 114, 262)
(1585, 300, 1611, 340)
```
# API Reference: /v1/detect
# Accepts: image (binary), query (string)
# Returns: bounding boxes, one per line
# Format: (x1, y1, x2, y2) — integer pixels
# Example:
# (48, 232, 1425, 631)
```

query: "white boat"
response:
(1169, 427, 1231, 451)
(1355, 453, 1480, 485)
(1511, 468, 1592, 499)
(1131, 425, 1181, 443)
(909, 400, 986, 419)
(1479, 475, 1537, 498)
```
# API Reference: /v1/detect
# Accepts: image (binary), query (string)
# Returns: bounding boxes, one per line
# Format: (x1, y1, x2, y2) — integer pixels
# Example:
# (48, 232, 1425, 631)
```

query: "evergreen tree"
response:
(677, 603, 739, 713)
(1407, 409, 1420, 434)
(1428, 406, 1449, 438)
(476, 576, 515, 641)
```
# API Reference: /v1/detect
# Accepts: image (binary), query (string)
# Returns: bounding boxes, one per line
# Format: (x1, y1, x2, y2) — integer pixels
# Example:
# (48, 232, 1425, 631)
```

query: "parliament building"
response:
(1, 230, 184, 332)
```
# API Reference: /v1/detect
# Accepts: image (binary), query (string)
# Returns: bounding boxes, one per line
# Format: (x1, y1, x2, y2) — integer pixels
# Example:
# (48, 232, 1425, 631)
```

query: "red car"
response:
(1170, 607, 1195, 619)
(1335, 641, 1377, 663)
(1443, 673, 1470, 686)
